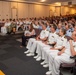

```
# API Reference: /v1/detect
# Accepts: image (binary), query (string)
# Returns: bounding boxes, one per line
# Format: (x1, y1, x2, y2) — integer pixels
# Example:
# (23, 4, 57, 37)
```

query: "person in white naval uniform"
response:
(41, 28, 67, 68)
(24, 23, 49, 56)
(34, 24, 58, 61)
(1, 19, 11, 34)
(46, 31, 76, 75)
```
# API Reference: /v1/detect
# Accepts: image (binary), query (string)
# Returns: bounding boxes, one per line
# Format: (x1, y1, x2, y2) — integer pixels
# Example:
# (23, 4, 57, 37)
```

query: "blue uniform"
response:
(65, 29, 72, 37)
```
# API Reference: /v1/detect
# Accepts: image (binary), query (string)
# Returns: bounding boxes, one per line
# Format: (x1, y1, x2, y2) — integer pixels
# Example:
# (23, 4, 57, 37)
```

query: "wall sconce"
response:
(12, 6, 16, 9)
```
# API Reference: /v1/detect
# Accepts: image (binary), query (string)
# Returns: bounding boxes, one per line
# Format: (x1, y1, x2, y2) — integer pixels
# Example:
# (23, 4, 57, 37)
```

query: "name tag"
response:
(61, 39, 63, 41)
(52, 36, 54, 38)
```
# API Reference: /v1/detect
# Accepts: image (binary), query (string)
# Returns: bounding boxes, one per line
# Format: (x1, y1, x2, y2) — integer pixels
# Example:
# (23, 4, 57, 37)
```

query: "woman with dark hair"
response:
(20, 23, 35, 47)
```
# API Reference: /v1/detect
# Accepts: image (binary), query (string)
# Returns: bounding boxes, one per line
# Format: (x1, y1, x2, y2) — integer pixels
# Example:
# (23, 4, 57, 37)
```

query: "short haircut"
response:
(60, 28, 66, 35)
(51, 24, 57, 30)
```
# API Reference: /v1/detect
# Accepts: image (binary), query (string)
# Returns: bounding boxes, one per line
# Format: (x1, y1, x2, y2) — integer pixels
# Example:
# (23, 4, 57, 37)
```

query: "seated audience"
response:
(24, 22, 49, 56)
(1, 19, 11, 34)
(34, 24, 58, 61)
(20, 23, 35, 47)
(46, 31, 76, 75)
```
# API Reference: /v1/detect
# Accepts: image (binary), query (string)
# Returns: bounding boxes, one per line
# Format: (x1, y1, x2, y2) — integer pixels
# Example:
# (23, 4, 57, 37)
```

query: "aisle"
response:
(0, 34, 48, 75)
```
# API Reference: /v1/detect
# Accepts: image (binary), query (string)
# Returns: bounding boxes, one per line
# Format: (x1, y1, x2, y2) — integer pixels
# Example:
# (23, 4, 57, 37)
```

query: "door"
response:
(49, 9, 54, 17)
(11, 8, 17, 19)
(55, 6, 61, 16)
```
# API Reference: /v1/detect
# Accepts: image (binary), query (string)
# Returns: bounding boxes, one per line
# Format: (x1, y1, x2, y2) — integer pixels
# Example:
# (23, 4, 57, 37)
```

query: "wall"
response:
(69, 7, 76, 14)
(49, 6, 55, 17)
(0, 1, 50, 19)
(0, 1, 76, 20)
(61, 6, 76, 15)
(50, 5, 76, 16)
(0, 1, 11, 19)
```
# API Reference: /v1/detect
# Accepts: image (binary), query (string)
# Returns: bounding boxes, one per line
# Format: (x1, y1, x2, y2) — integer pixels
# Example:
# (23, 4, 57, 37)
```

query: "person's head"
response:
(2, 19, 5, 21)
(40, 21, 46, 30)
(35, 21, 38, 25)
(58, 23, 62, 29)
(29, 23, 34, 32)
(6, 19, 9, 22)
(59, 28, 66, 36)
(65, 23, 70, 30)
(50, 24, 57, 33)
(74, 25, 76, 31)
(46, 21, 50, 26)
(72, 31, 76, 41)
(42, 24, 46, 30)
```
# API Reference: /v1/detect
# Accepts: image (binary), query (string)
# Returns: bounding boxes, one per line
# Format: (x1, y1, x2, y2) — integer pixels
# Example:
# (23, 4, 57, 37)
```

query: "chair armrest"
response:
(48, 44, 55, 47)
(70, 56, 76, 60)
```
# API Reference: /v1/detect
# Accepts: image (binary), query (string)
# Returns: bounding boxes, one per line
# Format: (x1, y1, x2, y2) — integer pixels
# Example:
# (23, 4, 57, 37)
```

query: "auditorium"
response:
(0, 0, 76, 75)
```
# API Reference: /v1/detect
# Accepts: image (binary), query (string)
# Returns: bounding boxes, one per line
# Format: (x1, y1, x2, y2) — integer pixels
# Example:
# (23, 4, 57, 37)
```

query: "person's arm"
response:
(49, 42, 56, 46)
(57, 39, 67, 55)
(30, 29, 35, 36)
(40, 37, 48, 41)
(57, 48, 66, 55)
(69, 40, 76, 56)
(26, 29, 35, 36)
(36, 35, 40, 40)
(54, 46, 65, 51)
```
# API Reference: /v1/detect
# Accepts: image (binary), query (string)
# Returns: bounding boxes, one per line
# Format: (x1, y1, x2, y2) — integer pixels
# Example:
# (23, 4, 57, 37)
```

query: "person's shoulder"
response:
(68, 29, 72, 32)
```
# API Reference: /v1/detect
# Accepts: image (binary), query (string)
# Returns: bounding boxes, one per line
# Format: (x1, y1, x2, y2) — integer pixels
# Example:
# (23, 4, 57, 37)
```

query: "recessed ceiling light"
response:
(55, 2, 61, 6)
(41, 0, 46, 2)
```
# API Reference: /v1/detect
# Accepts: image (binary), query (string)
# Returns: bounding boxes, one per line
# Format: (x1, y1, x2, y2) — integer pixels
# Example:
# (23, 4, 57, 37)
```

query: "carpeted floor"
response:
(0, 34, 48, 75)
(0, 33, 73, 75)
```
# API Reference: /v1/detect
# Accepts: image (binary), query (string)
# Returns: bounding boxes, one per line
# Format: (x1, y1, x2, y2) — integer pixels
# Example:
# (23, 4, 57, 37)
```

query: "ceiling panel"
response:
(1, 0, 74, 4)
(23, 0, 72, 4)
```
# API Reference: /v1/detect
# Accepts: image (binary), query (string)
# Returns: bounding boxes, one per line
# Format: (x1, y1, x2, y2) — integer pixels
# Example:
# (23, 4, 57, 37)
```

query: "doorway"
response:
(11, 8, 17, 19)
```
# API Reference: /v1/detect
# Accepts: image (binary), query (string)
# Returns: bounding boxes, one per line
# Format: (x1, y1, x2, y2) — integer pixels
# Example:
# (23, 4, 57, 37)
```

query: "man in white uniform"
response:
(24, 22, 49, 56)
(1, 19, 11, 34)
(46, 31, 76, 75)
(34, 24, 58, 61)
(41, 28, 67, 68)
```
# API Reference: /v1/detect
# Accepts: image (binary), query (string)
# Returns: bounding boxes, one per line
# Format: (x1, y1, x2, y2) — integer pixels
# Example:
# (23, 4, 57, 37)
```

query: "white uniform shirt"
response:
(16, 21, 19, 25)
(4, 22, 11, 27)
(48, 32, 58, 44)
(33, 24, 39, 29)
(19, 21, 23, 25)
(55, 36, 67, 49)
(40, 29, 49, 39)
(24, 30, 30, 35)
(26, 21, 29, 25)
(24, 29, 35, 36)
(65, 41, 76, 56)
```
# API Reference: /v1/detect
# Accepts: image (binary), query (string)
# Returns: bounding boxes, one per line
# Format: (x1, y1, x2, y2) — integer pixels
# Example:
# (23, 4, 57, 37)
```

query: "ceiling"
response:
(24, 0, 71, 3)
(2, 0, 75, 4)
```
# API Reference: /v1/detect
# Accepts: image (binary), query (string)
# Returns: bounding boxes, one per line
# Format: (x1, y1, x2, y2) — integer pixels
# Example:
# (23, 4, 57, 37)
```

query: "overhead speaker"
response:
(68, 2, 72, 5)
